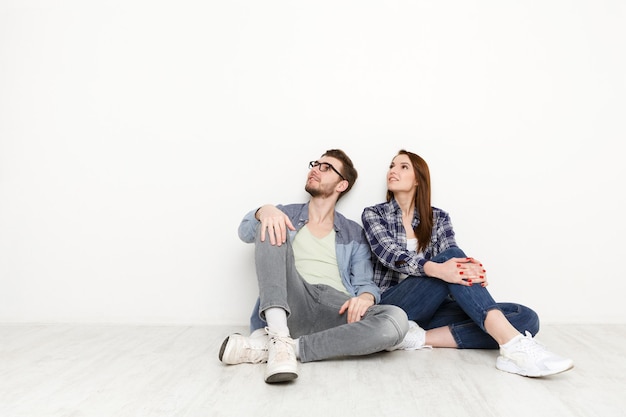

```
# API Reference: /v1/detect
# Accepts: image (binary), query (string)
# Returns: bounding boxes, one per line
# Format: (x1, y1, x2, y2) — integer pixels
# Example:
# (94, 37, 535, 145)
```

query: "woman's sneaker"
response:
(386, 321, 431, 351)
(496, 331, 574, 377)
(219, 328, 269, 365)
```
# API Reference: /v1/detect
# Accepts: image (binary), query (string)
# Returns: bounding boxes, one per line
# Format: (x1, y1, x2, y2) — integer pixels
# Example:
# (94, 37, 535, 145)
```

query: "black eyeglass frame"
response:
(308, 161, 346, 181)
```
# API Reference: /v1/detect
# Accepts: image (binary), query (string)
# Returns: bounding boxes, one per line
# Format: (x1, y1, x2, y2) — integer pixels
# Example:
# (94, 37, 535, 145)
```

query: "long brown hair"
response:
(386, 149, 433, 253)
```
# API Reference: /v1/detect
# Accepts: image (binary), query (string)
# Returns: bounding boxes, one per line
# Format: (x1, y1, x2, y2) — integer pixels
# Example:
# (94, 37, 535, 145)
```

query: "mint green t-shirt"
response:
(292, 225, 349, 295)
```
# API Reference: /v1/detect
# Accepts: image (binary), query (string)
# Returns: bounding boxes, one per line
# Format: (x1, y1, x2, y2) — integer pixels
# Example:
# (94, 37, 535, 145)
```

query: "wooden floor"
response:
(0, 324, 624, 417)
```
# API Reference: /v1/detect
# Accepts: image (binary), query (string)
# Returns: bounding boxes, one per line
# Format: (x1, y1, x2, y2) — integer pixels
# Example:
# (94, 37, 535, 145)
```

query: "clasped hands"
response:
(428, 257, 489, 287)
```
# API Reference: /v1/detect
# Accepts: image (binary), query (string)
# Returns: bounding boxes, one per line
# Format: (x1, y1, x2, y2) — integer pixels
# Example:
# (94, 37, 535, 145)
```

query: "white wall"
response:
(1, 1, 624, 325)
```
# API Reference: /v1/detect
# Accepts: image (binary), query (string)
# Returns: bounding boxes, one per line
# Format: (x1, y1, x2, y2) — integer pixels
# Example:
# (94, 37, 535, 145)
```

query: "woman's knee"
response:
(505, 303, 540, 336)
(521, 305, 540, 336)
(431, 247, 466, 263)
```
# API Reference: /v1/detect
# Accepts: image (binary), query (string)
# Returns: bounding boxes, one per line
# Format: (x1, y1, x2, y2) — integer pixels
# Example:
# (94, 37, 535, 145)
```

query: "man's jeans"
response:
(381, 247, 540, 349)
(254, 228, 409, 362)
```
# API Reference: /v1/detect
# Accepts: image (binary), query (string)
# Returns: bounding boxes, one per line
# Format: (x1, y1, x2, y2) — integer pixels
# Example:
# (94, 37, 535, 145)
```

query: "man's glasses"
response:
(309, 161, 346, 181)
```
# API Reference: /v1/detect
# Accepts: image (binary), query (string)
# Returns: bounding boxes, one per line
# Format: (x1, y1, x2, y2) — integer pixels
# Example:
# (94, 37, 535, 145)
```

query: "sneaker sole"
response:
(496, 357, 574, 377)
(265, 371, 298, 384)
(218, 335, 234, 362)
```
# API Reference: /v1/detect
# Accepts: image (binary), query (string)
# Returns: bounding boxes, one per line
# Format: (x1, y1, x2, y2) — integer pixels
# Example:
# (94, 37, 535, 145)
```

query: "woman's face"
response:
(387, 154, 418, 194)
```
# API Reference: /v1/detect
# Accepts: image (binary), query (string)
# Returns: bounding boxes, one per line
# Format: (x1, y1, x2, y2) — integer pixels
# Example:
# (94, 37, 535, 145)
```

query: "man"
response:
(219, 149, 410, 383)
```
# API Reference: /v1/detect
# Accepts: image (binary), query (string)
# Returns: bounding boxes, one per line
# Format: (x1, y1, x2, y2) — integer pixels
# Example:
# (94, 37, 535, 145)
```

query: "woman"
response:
(361, 149, 573, 377)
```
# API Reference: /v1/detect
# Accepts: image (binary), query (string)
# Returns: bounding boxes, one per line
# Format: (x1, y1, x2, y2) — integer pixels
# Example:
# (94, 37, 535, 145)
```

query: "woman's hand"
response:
(425, 257, 488, 287)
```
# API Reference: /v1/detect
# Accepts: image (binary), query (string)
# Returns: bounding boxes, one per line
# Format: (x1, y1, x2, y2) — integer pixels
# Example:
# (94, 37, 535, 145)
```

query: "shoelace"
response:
(269, 336, 296, 361)
(265, 328, 296, 360)
(513, 332, 549, 358)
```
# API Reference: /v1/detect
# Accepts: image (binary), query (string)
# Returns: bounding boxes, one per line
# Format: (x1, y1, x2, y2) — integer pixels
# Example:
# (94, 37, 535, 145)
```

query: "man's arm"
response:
(254, 205, 295, 246)
(238, 204, 297, 246)
(339, 292, 375, 323)
(238, 208, 260, 243)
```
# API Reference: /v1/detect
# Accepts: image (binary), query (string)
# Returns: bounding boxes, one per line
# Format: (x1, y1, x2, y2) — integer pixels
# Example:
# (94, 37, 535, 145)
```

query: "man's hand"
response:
(255, 205, 296, 246)
(339, 293, 375, 323)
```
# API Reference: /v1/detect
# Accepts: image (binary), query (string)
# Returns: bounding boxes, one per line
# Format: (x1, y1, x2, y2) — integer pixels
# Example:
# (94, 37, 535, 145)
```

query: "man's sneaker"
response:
(219, 328, 269, 365)
(386, 321, 431, 351)
(496, 331, 574, 377)
(264, 332, 298, 383)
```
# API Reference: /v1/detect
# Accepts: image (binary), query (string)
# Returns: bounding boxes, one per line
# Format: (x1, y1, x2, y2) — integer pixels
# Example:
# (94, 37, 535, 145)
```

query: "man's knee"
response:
(376, 305, 409, 344)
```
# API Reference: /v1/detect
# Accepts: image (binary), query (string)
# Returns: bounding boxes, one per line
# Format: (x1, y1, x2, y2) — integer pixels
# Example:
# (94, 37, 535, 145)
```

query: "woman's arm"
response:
(362, 205, 427, 276)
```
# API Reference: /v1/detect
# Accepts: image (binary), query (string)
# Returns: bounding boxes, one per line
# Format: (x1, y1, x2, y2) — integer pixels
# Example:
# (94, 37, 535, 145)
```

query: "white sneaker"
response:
(264, 330, 298, 383)
(219, 328, 269, 365)
(386, 321, 431, 351)
(496, 331, 574, 377)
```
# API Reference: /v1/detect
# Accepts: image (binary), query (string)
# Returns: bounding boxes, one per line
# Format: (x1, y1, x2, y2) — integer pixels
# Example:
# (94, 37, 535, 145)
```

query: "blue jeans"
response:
(380, 247, 540, 349)
(251, 227, 409, 362)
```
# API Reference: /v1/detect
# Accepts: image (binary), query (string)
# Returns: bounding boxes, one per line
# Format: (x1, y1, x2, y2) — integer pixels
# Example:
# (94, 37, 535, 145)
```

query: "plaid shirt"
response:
(361, 198, 459, 293)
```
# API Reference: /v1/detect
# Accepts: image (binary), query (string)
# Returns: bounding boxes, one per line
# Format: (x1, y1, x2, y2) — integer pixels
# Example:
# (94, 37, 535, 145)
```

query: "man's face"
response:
(305, 156, 345, 198)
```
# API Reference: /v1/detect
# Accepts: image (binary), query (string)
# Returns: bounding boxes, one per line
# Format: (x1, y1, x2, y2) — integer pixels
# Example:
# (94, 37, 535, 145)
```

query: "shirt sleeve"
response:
(431, 210, 459, 256)
(237, 208, 260, 243)
(347, 235, 382, 304)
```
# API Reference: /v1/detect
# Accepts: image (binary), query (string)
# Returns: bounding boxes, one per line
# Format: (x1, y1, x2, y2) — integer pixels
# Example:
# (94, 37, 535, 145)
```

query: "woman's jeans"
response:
(252, 227, 409, 362)
(380, 247, 540, 349)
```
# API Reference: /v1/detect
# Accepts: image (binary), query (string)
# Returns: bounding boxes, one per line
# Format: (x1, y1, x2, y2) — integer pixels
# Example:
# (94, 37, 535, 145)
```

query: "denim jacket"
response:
(239, 202, 381, 303)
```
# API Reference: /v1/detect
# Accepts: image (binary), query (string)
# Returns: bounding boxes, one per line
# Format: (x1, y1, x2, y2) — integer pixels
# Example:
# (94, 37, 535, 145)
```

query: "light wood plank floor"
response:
(0, 324, 624, 417)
